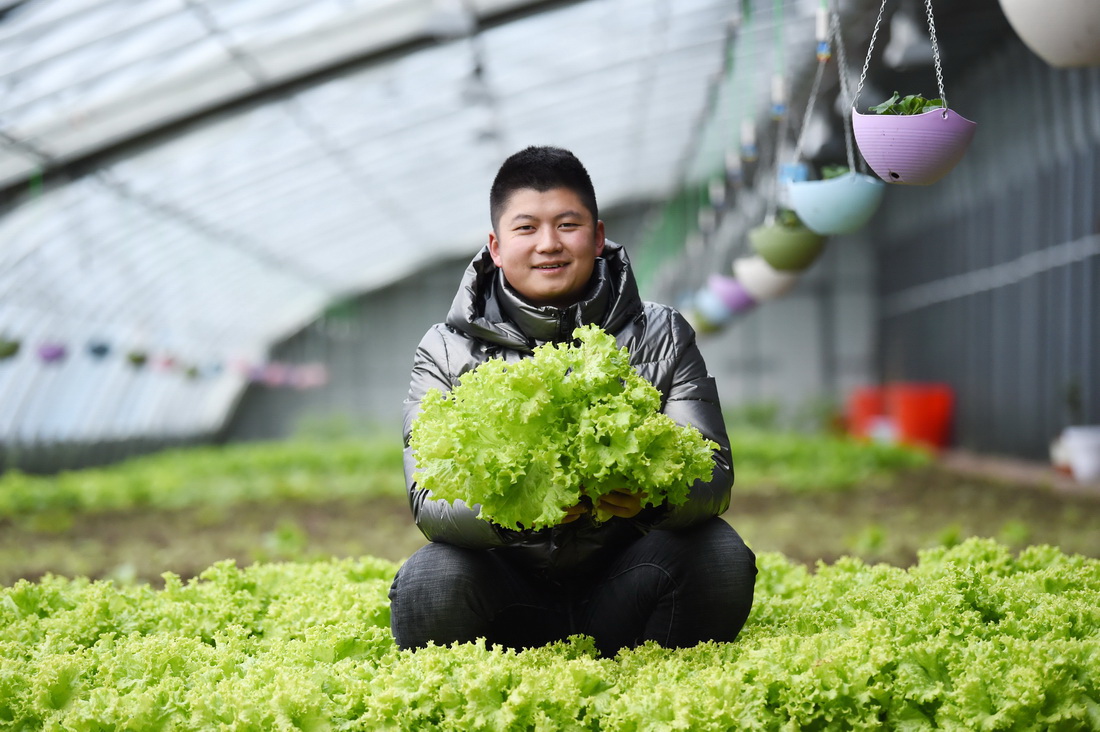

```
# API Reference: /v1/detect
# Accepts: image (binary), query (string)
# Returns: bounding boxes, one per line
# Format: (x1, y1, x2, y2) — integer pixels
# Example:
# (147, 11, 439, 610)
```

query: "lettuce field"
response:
(2, 434, 1099, 729)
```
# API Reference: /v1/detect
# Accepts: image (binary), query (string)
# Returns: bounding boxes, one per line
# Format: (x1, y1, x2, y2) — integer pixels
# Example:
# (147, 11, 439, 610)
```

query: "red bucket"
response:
(886, 383, 953, 450)
(847, 387, 886, 440)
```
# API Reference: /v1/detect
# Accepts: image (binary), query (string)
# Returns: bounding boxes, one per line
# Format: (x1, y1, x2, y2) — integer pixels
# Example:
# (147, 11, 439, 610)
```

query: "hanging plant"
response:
(127, 350, 148, 369)
(689, 287, 732, 334)
(851, 0, 976, 185)
(786, 5, 885, 235)
(707, 274, 757, 315)
(732, 256, 800, 302)
(788, 170, 885, 235)
(852, 103, 976, 185)
(38, 343, 67, 364)
(749, 210, 827, 271)
(87, 341, 111, 359)
(0, 337, 20, 361)
(998, 0, 1100, 68)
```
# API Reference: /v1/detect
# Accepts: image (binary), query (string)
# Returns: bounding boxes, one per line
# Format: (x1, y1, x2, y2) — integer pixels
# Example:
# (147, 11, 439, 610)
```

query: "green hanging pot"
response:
(0, 338, 21, 360)
(749, 220, 826, 271)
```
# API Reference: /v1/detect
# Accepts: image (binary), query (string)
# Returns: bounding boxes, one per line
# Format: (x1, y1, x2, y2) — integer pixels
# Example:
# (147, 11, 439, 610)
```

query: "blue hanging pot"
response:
(788, 172, 885, 235)
(87, 341, 111, 359)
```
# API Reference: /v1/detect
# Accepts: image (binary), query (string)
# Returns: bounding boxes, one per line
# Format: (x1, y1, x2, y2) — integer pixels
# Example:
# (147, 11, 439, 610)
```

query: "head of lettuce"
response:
(410, 324, 718, 531)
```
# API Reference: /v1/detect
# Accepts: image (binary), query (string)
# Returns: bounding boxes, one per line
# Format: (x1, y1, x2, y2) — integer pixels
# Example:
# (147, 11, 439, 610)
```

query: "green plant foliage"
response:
(775, 208, 807, 228)
(410, 325, 717, 530)
(820, 164, 851, 180)
(0, 428, 931, 529)
(728, 429, 932, 494)
(868, 91, 945, 115)
(0, 439, 406, 523)
(1, 539, 1098, 729)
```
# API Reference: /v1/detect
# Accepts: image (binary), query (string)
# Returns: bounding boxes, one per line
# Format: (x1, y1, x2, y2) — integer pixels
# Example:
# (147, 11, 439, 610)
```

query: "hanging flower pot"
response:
(732, 256, 800, 302)
(707, 274, 757, 314)
(87, 341, 111, 359)
(37, 343, 67, 364)
(788, 171, 886, 234)
(692, 287, 735, 331)
(748, 214, 827, 271)
(998, 0, 1100, 68)
(853, 106, 977, 185)
(852, 0, 977, 186)
(0, 337, 20, 361)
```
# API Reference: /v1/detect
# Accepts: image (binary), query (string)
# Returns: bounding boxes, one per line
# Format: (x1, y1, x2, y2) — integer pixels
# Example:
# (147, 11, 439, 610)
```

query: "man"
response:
(389, 145, 756, 657)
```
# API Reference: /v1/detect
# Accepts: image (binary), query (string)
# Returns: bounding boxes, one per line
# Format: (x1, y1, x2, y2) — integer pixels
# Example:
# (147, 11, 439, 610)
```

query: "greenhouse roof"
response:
(1, 0, 958, 443)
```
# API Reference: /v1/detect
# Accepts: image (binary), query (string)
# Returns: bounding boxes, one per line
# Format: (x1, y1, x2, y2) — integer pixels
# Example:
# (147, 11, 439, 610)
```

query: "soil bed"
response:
(3, 461, 1098, 587)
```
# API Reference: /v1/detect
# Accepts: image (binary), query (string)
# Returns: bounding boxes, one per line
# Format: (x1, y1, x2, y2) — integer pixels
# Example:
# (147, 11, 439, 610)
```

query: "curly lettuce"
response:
(409, 325, 718, 530)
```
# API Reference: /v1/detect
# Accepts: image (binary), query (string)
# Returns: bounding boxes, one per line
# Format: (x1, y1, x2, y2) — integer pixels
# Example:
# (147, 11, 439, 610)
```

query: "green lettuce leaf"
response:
(410, 325, 718, 530)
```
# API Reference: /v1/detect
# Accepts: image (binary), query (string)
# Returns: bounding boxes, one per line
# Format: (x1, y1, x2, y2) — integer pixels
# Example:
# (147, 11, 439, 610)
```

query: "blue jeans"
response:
(389, 517, 757, 657)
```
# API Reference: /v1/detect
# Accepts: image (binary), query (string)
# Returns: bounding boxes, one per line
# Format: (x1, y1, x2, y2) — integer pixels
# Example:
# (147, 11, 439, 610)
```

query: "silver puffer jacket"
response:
(402, 241, 733, 579)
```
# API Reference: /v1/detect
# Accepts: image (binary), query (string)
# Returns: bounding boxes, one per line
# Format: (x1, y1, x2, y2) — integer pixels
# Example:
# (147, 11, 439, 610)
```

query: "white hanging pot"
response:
(788, 172, 885, 234)
(997, 0, 1100, 68)
(732, 256, 799, 302)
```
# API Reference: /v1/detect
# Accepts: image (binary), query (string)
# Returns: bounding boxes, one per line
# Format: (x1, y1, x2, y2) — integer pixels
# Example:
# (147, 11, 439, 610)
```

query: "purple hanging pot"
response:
(853, 107, 977, 185)
(707, 274, 757, 314)
(38, 343, 68, 364)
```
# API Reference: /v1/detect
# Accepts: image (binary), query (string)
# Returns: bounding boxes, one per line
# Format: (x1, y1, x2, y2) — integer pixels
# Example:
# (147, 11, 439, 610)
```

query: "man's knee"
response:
(390, 542, 485, 608)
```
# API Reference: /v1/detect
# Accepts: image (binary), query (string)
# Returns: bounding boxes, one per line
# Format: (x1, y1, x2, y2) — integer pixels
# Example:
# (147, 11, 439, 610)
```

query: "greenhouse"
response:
(1, 0, 1099, 728)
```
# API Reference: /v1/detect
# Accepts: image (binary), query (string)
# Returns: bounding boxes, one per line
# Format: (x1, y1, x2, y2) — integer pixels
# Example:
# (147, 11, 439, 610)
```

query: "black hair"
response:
(489, 146, 599, 232)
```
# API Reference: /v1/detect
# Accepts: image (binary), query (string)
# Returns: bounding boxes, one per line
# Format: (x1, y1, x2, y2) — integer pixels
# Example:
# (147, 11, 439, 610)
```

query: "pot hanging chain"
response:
(829, 5, 859, 173)
(792, 2, 830, 163)
(923, 0, 947, 111)
(854, 0, 948, 112)
(852, 0, 887, 111)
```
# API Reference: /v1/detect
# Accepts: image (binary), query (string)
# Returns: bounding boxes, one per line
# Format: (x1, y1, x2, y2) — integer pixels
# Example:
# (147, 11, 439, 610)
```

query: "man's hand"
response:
(595, 489, 644, 519)
(559, 501, 589, 525)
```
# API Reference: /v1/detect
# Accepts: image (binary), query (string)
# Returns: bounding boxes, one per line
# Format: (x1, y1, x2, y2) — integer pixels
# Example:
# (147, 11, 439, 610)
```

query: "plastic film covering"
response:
(0, 0, 827, 446)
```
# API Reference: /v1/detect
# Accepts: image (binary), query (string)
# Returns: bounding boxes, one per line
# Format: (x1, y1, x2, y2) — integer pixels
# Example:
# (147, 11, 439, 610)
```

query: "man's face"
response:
(488, 187, 605, 308)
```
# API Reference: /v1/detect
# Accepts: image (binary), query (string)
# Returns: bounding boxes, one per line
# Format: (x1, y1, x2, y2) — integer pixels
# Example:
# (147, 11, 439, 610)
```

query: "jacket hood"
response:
(445, 240, 644, 352)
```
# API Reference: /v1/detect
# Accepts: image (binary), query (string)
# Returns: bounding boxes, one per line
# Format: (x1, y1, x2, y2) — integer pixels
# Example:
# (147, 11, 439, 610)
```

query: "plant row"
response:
(1, 538, 1096, 730)
(0, 439, 406, 522)
(0, 431, 929, 523)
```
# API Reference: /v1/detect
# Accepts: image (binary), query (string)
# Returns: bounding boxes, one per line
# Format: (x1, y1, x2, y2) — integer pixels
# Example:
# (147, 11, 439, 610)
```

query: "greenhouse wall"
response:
(221, 255, 469, 443)
(222, 196, 875, 442)
(873, 41, 1100, 460)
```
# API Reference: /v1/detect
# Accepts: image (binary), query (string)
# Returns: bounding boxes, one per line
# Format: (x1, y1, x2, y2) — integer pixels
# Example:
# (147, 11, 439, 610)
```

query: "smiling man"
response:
(389, 145, 757, 656)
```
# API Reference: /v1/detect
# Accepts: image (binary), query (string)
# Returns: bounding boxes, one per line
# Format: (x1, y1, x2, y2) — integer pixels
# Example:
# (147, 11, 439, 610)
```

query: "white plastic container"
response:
(1062, 426, 1100, 483)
